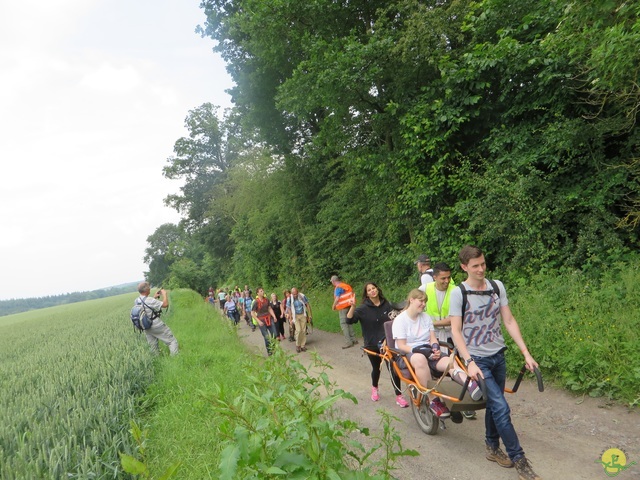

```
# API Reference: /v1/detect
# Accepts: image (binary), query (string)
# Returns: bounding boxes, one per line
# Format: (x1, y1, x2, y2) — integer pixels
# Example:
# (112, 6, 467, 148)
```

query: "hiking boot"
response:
(301, 346, 307, 352)
(371, 387, 380, 402)
(395, 394, 409, 408)
(429, 398, 450, 418)
(486, 445, 514, 468)
(468, 379, 483, 401)
(296, 346, 301, 353)
(462, 410, 477, 419)
(514, 457, 541, 480)
(353, 340, 359, 345)
(342, 342, 354, 349)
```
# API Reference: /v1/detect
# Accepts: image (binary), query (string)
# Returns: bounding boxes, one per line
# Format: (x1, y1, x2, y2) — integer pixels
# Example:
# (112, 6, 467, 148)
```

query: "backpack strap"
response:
(488, 279, 501, 299)
(459, 283, 468, 324)
(459, 279, 501, 323)
(140, 296, 161, 321)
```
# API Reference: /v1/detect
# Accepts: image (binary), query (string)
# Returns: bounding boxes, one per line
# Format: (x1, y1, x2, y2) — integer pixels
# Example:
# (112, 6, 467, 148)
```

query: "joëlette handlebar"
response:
(507, 365, 544, 394)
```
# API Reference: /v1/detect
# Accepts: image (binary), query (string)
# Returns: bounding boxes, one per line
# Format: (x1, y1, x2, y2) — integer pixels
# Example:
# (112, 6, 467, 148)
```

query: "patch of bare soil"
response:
(238, 323, 640, 480)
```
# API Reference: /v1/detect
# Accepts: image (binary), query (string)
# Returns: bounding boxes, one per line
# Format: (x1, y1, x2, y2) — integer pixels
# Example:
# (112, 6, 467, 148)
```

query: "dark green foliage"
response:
(150, 0, 639, 298)
(163, 103, 229, 227)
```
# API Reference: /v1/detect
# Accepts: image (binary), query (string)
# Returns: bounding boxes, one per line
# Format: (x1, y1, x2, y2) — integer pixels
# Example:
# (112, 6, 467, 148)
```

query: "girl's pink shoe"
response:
(371, 387, 380, 402)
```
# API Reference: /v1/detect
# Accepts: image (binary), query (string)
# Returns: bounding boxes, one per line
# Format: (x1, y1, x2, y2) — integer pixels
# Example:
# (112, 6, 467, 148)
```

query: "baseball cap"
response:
(330, 275, 339, 283)
(414, 254, 431, 264)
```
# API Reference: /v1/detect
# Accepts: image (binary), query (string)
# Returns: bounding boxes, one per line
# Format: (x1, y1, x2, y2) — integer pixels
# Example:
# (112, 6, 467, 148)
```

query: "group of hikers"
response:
(208, 284, 313, 355)
(135, 244, 541, 480)
(345, 245, 541, 480)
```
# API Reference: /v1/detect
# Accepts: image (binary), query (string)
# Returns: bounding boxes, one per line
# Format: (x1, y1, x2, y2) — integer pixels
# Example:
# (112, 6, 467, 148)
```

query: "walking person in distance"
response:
(331, 275, 357, 348)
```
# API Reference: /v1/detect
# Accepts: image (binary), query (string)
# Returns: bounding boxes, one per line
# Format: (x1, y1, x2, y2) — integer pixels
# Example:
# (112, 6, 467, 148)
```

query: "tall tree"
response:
(163, 103, 229, 227)
(144, 223, 183, 286)
(149, 0, 640, 290)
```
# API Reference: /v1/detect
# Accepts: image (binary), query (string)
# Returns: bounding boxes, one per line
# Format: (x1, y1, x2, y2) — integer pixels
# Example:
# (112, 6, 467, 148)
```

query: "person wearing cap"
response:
(415, 254, 434, 292)
(331, 275, 357, 348)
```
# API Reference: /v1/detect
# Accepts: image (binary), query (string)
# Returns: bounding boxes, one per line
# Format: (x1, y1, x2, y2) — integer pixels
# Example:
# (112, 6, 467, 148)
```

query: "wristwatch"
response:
(464, 358, 475, 367)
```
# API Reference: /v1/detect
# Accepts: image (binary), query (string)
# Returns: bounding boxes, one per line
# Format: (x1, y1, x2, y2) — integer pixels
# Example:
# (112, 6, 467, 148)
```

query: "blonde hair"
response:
(403, 288, 426, 311)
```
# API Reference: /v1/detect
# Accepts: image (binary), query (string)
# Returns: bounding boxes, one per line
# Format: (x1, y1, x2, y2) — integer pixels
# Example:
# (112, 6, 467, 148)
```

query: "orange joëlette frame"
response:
(363, 342, 544, 407)
(362, 342, 469, 406)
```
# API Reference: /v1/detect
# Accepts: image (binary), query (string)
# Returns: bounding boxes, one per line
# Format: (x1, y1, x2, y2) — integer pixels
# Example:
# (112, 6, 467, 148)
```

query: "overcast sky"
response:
(0, 0, 233, 300)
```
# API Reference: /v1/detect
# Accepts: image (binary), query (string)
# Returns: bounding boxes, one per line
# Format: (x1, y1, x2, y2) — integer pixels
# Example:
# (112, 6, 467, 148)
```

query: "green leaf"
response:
(218, 445, 240, 480)
(119, 453, 148, 475)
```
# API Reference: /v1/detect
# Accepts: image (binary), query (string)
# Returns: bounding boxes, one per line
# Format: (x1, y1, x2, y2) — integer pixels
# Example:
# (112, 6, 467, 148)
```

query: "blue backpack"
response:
(130, 297, 160, 332)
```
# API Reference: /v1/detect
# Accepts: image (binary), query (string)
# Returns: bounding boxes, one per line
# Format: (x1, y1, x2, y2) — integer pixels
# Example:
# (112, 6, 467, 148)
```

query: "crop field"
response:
(0, 294, 154, 479)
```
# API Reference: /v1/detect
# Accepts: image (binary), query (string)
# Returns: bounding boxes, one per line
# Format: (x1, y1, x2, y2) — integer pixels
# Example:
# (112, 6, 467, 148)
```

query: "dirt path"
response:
(237, 322, 640, 480)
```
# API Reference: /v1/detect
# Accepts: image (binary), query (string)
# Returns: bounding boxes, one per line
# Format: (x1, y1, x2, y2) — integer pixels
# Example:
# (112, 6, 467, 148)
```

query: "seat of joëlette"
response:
(383, 320, 413, 380)
(383, 320, 445, 381)
(383, 320, 486, 411)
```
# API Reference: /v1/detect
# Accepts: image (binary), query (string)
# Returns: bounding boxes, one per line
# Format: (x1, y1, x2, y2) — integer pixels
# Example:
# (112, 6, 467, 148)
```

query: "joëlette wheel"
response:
(409, 387, 439, 435)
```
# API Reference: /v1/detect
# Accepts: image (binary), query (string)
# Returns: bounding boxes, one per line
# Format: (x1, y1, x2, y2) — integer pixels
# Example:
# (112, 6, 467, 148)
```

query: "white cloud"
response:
(0, 0, 233, 300)
(79, 62, 143, 93)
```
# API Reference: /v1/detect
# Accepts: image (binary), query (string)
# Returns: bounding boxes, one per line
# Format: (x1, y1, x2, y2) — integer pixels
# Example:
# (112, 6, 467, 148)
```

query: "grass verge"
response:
(135, 289, 415, 479)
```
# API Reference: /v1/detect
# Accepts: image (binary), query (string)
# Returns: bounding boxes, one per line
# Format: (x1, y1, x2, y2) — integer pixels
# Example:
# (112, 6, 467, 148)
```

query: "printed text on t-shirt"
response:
(463, 295, 502, 347)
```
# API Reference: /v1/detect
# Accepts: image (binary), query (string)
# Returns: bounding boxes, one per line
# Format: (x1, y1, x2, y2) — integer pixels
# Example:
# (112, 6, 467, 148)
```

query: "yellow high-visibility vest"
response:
(425, 281, 456, 319)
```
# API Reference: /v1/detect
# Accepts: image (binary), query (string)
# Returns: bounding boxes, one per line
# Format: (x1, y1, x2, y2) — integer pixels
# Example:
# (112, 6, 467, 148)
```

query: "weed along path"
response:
(236, 321, 640, 480)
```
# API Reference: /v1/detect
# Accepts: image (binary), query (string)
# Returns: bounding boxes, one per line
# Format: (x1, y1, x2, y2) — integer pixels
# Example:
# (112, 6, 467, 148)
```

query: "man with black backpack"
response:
(134, 282, 179, 356)
(449, 245, 541, 480)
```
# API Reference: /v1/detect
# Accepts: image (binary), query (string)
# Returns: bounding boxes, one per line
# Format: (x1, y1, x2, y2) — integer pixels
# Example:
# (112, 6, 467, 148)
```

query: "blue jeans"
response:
(472, 351, 524, 461)
(258, 321, 278, 355)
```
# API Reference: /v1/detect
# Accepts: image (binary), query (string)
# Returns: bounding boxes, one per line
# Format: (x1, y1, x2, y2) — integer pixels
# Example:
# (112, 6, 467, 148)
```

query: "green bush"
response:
(506, 263, 640, 405)
(210, 350, 416, 479)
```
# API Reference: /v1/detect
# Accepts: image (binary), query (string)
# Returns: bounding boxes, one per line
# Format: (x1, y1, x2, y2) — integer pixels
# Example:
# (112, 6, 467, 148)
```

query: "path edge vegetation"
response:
(125, 289, 417, 479)
(129, 276, 638, 477)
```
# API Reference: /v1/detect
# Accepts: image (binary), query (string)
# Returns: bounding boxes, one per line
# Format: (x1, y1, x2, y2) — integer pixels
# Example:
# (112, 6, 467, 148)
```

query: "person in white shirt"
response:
(392, 288, 480, 418)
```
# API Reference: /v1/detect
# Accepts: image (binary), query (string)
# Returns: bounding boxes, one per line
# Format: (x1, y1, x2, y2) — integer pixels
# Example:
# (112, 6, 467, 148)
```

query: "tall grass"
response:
(0, 294, 153, 479)
(137, 290, 246, 477)
(505, 265, 640, 405)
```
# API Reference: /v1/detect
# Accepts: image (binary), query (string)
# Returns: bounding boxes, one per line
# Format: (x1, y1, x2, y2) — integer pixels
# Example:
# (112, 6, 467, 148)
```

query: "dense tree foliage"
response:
(146, 0, 639, 291)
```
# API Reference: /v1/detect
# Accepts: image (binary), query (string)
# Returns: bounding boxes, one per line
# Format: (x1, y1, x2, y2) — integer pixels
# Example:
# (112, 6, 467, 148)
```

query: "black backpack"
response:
(130, 297, 161, 332)
(459, 279, 501, 322)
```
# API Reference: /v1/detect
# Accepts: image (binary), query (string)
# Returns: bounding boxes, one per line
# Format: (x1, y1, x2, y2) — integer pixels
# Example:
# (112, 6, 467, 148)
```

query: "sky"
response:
(0, 0, 233, 300)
